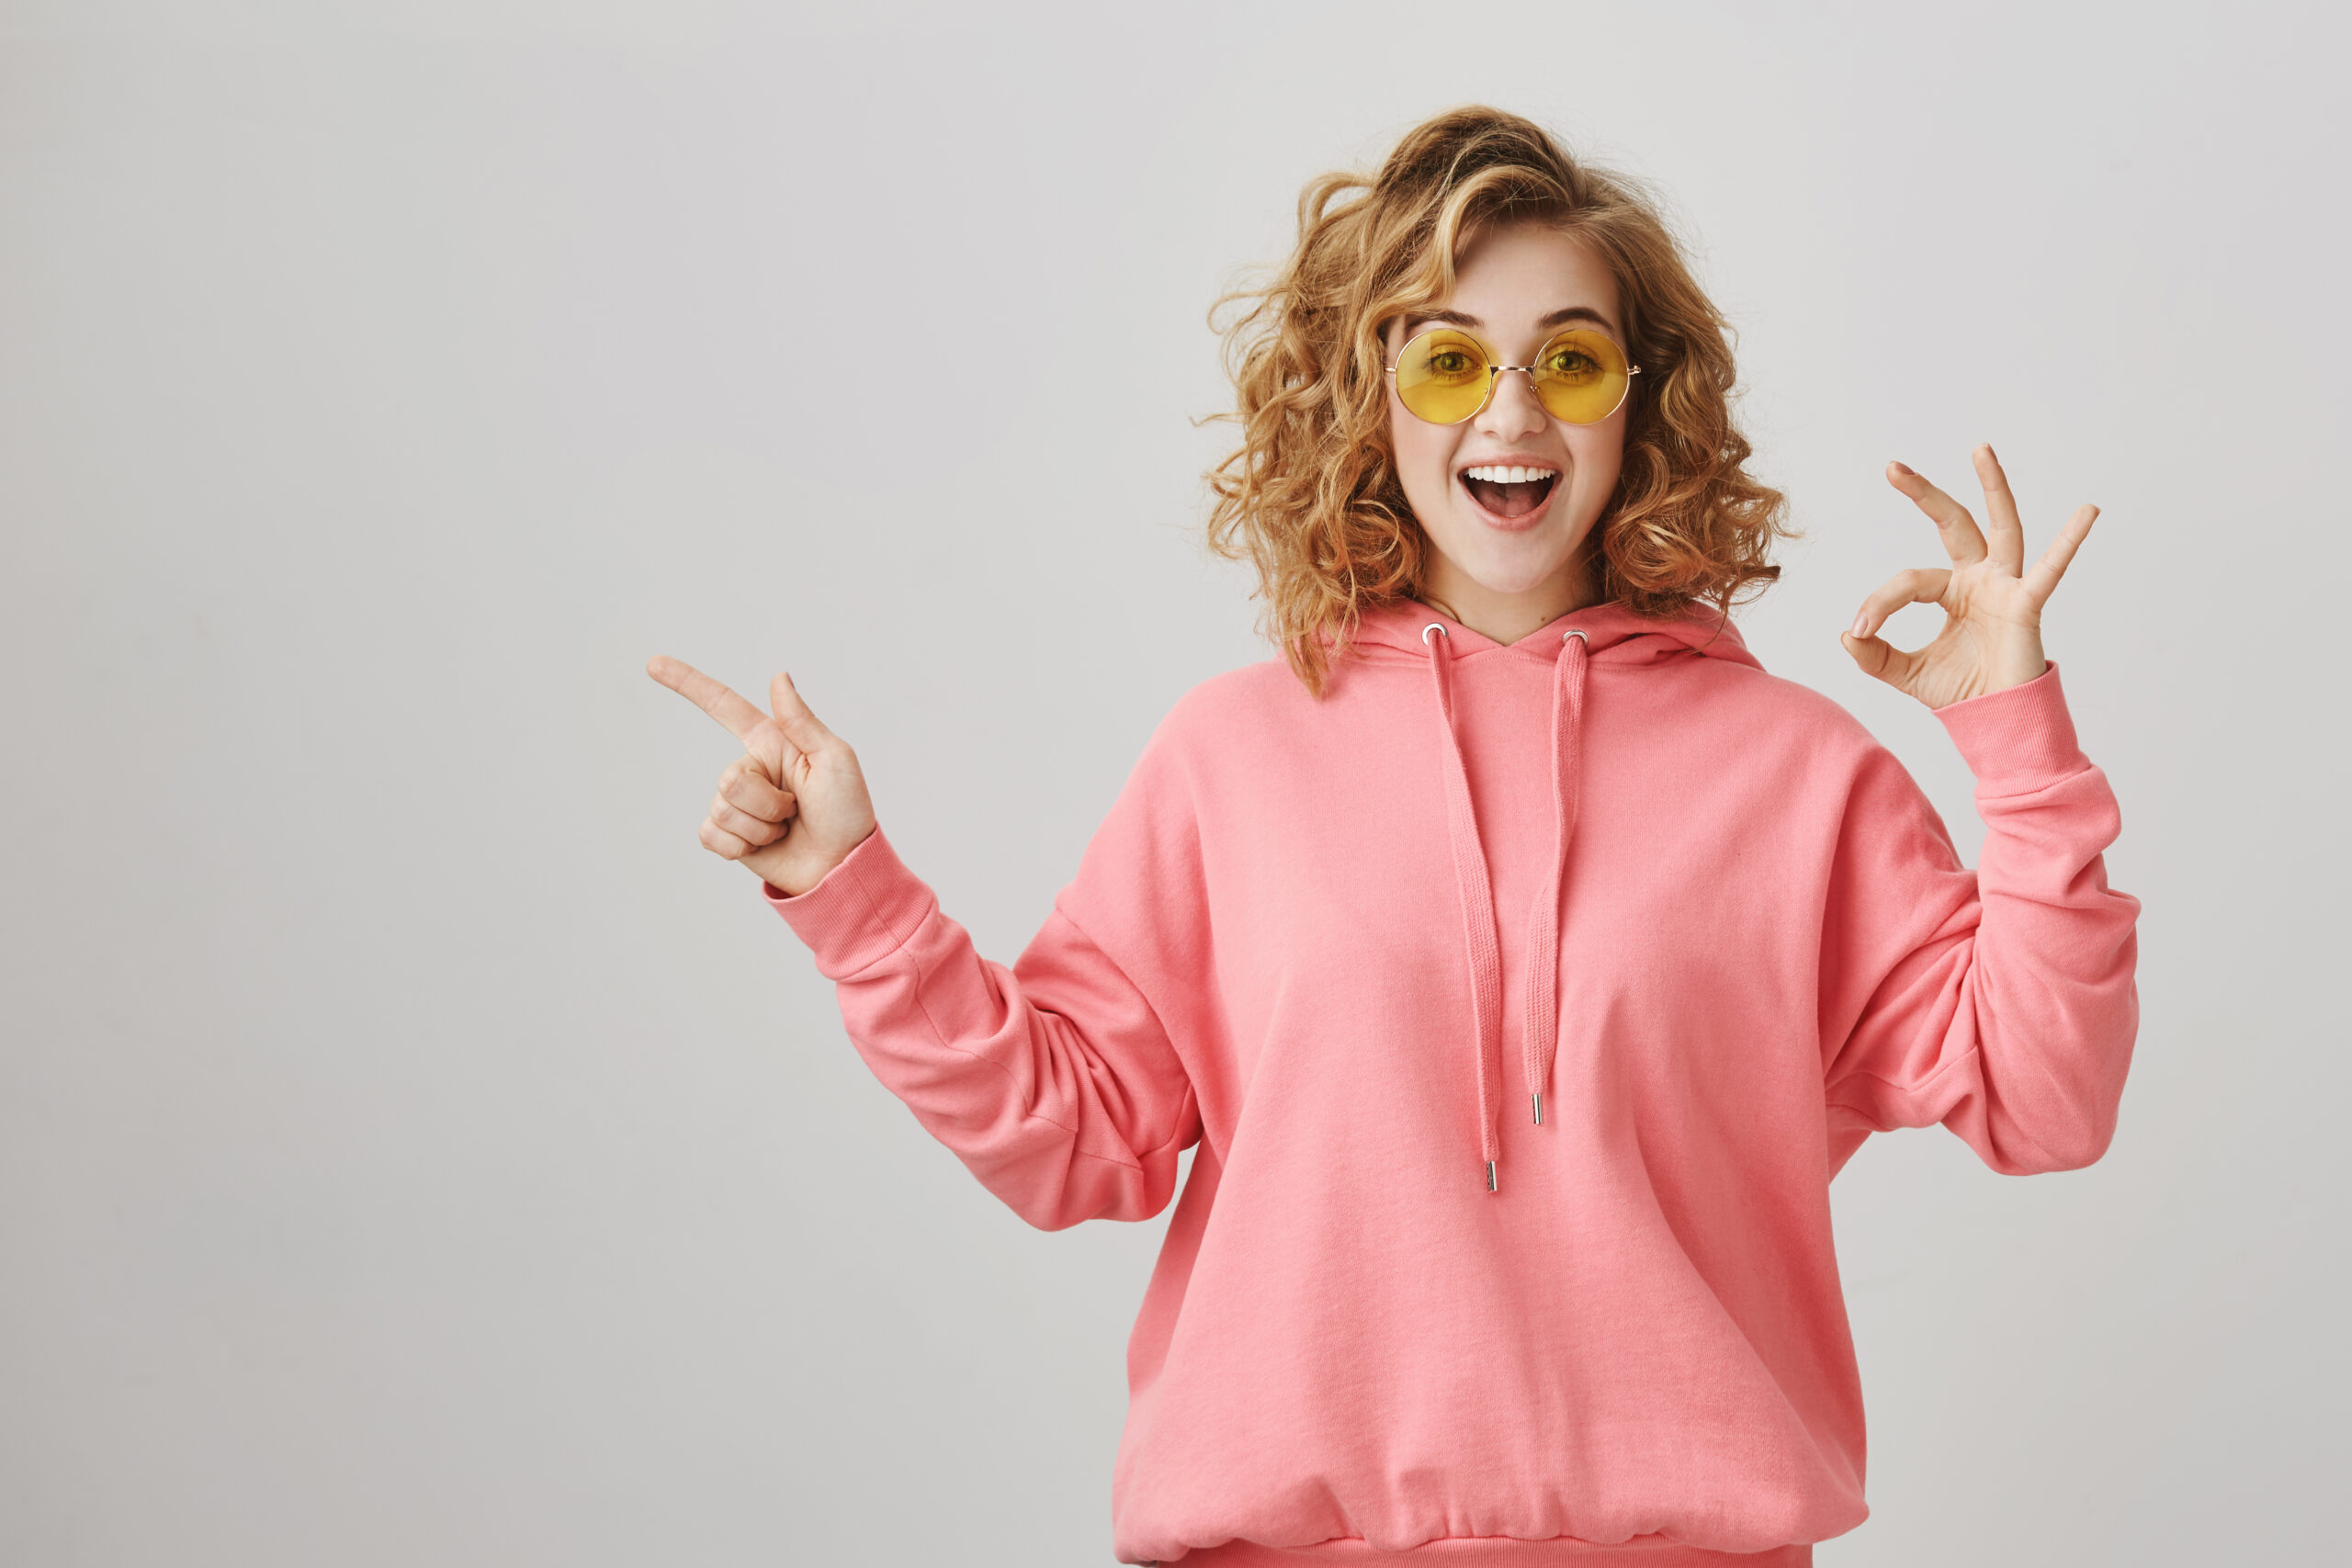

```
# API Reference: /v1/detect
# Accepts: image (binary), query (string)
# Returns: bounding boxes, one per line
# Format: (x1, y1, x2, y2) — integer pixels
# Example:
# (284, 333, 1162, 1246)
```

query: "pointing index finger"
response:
(646, 655, 769, 742)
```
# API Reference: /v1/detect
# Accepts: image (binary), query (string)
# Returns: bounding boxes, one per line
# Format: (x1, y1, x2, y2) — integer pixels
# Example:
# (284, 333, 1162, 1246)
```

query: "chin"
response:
(1450, 532, 1580, 596)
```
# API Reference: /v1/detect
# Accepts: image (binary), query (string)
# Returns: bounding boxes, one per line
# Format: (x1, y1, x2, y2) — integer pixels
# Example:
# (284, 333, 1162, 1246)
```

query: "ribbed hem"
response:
(760, 823, 936, 980)
(1151, 1538, 1810, 1567)
(1929, 659, 2087, 795)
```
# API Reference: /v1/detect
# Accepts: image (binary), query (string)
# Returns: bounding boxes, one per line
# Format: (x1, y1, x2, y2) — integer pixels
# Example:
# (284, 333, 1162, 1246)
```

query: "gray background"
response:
(3, 2, 2343, 1563)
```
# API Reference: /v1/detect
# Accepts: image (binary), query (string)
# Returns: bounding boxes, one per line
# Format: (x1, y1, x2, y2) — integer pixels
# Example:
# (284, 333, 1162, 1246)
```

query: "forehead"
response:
(1408, 222, 1622, 340)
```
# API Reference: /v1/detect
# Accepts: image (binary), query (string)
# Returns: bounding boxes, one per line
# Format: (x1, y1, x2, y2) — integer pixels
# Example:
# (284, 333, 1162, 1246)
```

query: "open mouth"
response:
(1459, 464, 1561, 521)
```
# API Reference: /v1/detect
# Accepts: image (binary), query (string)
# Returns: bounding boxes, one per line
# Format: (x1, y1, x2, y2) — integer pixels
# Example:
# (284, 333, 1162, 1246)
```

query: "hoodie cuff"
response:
(1931, 660, 2089, 795)
(761, 824, 939, 981)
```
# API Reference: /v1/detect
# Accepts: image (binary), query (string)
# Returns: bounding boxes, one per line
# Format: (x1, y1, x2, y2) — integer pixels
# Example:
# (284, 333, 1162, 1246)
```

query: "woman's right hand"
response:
(646, 657, 877, 897)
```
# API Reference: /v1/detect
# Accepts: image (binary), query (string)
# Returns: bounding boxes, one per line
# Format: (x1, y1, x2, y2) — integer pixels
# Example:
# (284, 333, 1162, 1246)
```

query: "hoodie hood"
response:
(1338, 596, 1765, 1192)
(1342, 594, 1766, 671)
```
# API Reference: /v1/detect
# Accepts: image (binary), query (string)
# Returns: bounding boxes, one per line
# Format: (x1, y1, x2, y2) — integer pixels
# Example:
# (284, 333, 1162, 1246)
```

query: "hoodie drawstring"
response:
(1421, 623, 1506, 1192)
(1421, 623, 1593, 1192)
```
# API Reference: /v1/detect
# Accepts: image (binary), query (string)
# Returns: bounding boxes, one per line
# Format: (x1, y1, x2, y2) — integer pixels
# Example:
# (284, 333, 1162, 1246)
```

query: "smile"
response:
(1458, 463, 1561, 523)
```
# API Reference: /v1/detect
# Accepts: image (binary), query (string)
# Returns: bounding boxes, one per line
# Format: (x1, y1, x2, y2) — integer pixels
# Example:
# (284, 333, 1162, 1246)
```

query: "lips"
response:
(1459, 463, 1560, 522)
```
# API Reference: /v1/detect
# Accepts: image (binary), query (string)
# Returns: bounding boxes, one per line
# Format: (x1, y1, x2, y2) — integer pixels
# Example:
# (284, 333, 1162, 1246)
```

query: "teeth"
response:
(1464, 465, 1556, 484)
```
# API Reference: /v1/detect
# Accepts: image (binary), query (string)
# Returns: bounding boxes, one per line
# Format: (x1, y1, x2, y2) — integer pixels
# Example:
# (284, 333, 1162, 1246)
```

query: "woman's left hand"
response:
(1840, 444, 2099, 709)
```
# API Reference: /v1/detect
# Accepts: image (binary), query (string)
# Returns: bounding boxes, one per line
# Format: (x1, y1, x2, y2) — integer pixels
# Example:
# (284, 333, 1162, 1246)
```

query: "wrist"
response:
(760, 821, 877, 901)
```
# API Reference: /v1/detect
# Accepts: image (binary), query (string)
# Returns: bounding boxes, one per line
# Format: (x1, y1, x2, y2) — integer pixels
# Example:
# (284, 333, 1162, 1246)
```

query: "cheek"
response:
(1388, 400, 1454, 491)
(1563, 420, 1626, 491)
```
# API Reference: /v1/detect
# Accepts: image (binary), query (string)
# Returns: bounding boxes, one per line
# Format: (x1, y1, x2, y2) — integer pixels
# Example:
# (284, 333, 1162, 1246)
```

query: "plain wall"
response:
(3, 2, 2343, 1563)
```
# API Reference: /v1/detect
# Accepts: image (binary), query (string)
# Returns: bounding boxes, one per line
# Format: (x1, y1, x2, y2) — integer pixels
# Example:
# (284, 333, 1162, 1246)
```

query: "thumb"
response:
(768, 671, 842, 753)
(1838, 629, 1916, 690)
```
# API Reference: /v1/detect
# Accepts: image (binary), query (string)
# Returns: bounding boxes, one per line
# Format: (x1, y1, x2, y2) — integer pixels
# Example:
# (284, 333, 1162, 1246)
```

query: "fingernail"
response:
(1890, 461, 1915, 477)
(1850, 612, 1869, 637)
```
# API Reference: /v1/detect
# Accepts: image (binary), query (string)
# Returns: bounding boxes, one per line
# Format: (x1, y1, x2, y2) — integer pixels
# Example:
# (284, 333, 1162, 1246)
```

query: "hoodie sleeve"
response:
(1819, 660, 2142, 1179)
(760, 718, 1206, 1232)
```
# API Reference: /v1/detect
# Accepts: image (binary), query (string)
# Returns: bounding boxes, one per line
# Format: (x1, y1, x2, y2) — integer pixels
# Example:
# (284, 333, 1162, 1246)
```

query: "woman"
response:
(649, 107, 2140, 1567)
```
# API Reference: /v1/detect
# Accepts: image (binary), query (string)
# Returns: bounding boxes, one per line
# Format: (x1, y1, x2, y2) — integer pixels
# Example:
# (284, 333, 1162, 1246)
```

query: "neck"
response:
(1419, 545, 1602, 646)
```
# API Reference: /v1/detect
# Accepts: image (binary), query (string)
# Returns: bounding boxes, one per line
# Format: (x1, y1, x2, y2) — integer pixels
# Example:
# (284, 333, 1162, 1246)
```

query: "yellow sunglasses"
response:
(1386, 324, 1641, 426)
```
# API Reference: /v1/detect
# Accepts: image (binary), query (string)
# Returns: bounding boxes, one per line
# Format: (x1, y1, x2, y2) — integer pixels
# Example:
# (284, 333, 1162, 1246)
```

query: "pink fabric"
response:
(1179, 1537, 1810, 1567)
(764, 597, 2141, 1565)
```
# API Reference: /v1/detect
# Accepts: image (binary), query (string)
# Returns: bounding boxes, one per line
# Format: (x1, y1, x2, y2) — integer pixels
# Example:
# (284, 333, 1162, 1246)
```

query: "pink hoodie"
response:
(763, 596, 2141, 1566)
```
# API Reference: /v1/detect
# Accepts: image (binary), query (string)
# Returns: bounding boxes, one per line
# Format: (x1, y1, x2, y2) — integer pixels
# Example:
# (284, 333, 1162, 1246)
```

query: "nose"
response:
(1475, 363, 1548, 441)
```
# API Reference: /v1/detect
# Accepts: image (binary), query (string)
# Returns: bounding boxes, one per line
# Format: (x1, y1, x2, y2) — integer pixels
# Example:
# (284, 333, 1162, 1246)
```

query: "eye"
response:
(1405, 329, 1487, 384)
(1535, 329, 1624, 388)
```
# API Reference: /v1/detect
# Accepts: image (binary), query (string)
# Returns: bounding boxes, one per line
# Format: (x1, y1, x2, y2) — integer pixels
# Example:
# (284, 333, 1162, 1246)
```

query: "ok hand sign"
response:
(646, 658, 876, 897)
(1840, 445, 2100, 709)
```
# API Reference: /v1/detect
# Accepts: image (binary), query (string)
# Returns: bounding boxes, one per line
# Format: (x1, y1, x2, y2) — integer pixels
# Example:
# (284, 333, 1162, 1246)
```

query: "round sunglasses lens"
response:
(1394, 329, 1491, 423)
(1531, 330, 1630, 423)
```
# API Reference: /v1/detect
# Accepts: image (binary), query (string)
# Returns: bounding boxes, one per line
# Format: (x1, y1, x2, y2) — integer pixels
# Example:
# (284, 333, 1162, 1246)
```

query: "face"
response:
(1384, 222, 1629, 617)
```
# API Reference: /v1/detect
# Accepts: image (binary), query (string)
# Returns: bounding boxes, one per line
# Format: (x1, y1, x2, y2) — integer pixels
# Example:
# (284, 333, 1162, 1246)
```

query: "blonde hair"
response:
(1204, 106, 1796, 696)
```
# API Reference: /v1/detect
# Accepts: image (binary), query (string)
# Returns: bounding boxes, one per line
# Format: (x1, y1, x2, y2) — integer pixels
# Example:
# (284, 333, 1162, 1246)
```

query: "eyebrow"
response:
(1406, 305, 1621, 337)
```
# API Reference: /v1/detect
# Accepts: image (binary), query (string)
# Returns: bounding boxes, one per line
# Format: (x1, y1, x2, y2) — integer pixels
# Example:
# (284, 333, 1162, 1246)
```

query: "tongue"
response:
(1466, 476, 1552, 518)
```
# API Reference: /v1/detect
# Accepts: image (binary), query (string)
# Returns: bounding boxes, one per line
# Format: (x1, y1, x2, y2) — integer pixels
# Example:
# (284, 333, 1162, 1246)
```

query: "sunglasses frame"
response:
(1384, 324, 1643, 426)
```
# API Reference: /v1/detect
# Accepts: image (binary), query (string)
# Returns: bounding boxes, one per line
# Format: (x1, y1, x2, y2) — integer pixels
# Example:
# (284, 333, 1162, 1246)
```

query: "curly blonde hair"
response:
(1204, 106, 1796, 696)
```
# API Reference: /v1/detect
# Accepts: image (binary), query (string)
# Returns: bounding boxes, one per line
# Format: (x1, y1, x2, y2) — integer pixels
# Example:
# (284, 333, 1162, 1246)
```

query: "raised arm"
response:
(1819, 668, 2141, 1175)
(1821, 446, 2141, 1176)
(648, 656, 1204, 1229)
